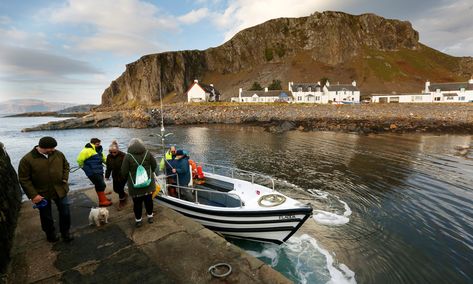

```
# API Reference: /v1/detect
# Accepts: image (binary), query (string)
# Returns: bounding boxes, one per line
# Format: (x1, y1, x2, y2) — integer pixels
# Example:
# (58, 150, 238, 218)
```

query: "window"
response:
(297, 96, 302, 101)
(315, 96, 320, 101)
(389, 97, 400, 103)
(461, 88, 465, 92)
(459, 96, 466, 101)
(298, 87, 302, 92)
(434, 97, 441, 101)
(414, 96, 423, 101)
(446, 96, 454, 100)
(436, 89, 441, 93)
(252, 97, 257, 102)
(308, 87, 312, 92)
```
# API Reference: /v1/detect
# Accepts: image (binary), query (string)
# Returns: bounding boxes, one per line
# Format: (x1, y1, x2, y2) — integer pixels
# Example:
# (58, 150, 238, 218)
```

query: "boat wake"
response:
(308, 189, 352, 226)
(247, 234, 356, 284)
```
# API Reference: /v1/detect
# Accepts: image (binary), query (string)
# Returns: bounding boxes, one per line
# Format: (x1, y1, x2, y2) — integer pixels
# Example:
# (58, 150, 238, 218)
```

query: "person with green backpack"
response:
(121, 138, 157, 227)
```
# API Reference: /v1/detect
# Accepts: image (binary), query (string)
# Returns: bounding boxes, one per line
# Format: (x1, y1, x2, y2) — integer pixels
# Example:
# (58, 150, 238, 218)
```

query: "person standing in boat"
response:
(105, 140, 128, 209)
(18, 136, 74, 243)
(121, 138, 157, 227)
(159, 145, 176, 173)
(171, 150, 192, 201)
(77, 138, 112, 207)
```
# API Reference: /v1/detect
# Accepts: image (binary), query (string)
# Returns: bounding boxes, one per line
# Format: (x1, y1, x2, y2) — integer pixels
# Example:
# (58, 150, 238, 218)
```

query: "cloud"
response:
(413, 0, 473, 56)
(0, 26, 50, 49)
(0, 16, 11, 25)
(211, 0, 335, 41)
(178, 8, 210, 25)
(42, 0, 178, 55)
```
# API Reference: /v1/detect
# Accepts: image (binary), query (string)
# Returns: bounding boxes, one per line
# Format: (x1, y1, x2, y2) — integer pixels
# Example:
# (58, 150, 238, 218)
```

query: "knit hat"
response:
(38, 136, 57, 148)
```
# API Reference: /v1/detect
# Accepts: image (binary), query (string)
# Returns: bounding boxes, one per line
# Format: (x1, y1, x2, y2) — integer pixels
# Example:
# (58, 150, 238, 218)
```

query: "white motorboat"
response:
(155, 163, 313, 244)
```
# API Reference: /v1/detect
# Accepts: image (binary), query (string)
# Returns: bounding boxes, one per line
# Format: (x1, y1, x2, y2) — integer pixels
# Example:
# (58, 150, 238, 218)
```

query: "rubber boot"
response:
(97, 191, 112, 207)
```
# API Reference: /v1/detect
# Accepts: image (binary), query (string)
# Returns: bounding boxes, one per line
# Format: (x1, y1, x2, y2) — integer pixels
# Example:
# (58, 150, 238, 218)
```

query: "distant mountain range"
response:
(100, 11, 473, 107)
(0, 99, 76, 114)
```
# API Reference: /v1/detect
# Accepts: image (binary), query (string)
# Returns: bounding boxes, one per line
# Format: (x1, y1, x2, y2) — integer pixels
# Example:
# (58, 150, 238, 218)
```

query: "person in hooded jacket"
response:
(121, 138, 157, 227)
(105, 140, 128, 209)
(77, 138, 112, 207)
(170, 150, 193, 201)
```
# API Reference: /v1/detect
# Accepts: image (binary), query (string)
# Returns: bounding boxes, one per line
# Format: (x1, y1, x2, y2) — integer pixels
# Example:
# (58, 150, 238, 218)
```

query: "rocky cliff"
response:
(100, 11, 473, 107)
(0, 142, 22, 276)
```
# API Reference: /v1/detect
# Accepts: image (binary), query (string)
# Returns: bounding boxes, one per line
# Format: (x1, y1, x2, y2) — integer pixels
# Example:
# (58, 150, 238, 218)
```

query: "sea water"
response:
(2, 115, 473, 283)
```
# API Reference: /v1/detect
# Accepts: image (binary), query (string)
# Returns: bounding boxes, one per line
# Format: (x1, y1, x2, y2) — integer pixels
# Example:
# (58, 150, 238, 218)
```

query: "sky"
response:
(0, 0, 472, 104)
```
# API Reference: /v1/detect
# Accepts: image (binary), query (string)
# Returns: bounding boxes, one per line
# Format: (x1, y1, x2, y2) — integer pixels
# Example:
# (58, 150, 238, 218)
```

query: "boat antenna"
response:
(156, 84, 172, 153)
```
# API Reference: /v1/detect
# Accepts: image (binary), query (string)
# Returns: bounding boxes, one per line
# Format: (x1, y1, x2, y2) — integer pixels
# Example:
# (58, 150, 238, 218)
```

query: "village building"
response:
(289, 80, 360, 104)
(289, 82, 325, 103)
(370, 93, 431, 103)
(370, 78, 473, 103)
(424, 78, 473, 102)
(231, 88, 292, 103)
(186, 80, 221, 102)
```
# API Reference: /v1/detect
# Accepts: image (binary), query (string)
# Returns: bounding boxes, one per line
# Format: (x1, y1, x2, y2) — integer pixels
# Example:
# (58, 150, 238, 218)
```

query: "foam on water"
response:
(307, 190, 353, 226)
(284, 234, 357, 284)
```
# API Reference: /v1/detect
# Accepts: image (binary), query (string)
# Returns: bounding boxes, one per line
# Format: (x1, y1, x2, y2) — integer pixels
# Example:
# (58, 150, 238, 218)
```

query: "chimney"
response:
(352, 80, 357, 87)
(317, 81, 321, 85)
(210, 84, 214, 87)
(468, 76, 473, 85)
(264, 87, 268, 92)
(288, 81, 293, 91)
(326, 80, 330, 87)
(425, 80, 430, 92)
(239, 88, 242, 101)
(194, 79, 198, 83)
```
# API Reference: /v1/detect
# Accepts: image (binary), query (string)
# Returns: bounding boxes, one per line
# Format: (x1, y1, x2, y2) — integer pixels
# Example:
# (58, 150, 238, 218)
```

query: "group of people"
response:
(18, 136, 188, 243)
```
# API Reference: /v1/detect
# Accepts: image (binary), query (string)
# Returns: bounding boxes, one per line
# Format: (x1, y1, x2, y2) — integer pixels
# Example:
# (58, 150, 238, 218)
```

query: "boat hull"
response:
(156, 195, 312, 244)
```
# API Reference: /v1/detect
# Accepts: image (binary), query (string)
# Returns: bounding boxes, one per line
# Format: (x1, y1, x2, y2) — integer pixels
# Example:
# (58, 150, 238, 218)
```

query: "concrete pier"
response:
(5, 187, 291, 283)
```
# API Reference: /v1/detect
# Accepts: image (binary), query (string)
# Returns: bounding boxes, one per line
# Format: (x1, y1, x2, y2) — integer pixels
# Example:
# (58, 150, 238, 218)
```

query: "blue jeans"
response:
(38, 196, 71, 237)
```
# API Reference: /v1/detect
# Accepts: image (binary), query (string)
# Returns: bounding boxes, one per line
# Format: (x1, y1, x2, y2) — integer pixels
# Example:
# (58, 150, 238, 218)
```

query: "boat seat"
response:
(196, 190, 241, 208)
(199, 177, 234, 192)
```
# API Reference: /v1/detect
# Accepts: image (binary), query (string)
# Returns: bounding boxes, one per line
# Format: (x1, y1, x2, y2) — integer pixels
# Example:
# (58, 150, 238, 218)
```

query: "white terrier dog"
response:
(89, 207, 109, 227)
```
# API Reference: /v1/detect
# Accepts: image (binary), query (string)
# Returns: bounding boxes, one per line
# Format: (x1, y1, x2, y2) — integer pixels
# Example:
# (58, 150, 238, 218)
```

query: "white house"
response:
(186, 80, 221, 103)
(231, 88, 292, 103)
(324, 81, 360, 104)
(289, 82, 325, 103)
(424, 78, 473, 102)
(370, 93, 432, 103)
(289, 80, 360, 104)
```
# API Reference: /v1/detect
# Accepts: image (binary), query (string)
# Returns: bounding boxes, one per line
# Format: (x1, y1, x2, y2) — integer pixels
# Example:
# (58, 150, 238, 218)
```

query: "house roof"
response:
(429, 82, 473, 92)
(327, 84, 359, 92)
(186, 82, 221, 96)
(240, 90, 292, 98)
(290, 83, 322, 92)
(200, 83, 222, 96)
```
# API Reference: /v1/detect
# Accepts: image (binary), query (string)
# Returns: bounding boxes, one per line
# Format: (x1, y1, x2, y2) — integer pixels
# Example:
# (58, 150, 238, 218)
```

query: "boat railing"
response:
(197, 162, 275, 191)
(160, 176, 243, 208)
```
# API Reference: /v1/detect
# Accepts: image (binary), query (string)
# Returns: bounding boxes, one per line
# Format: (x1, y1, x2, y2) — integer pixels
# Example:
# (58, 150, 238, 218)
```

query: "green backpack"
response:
(129, 150, 152, 188)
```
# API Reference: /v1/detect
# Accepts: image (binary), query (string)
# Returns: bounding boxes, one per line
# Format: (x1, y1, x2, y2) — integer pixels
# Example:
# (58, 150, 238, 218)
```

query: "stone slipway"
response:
(5, 187, 290, 284)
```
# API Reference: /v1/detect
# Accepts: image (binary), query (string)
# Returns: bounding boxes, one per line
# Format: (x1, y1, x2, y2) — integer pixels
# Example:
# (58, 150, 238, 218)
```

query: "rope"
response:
(69, 166, 81, 173)
(208, 263, 232, 278)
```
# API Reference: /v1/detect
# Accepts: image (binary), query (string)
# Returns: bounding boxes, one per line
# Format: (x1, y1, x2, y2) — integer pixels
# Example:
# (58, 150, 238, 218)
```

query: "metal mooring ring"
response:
(208, 263, 232, 278)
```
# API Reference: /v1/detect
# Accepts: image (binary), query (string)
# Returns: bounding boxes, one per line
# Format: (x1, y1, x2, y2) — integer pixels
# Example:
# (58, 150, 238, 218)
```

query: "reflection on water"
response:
(2, 117, 473, 283)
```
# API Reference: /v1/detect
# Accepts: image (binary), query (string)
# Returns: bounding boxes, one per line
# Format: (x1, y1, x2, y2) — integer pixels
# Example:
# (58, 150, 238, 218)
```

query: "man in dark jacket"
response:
(171, 150, 192, 201)
(105, 140, 128, 209)
(18, 136, 73, 242)
(77, 138, 111, 207)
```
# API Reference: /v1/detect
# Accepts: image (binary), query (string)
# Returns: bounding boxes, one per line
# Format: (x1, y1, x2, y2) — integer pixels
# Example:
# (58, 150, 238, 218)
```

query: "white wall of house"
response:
(187, 80, 208, 102)
(290, 81, 360, 104)
(423, 79, 473, 103)
(371, 94, 432, 103)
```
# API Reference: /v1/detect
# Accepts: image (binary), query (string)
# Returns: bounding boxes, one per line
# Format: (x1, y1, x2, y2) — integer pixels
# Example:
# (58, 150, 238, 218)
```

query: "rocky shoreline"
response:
(21, 103, 473, 134)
